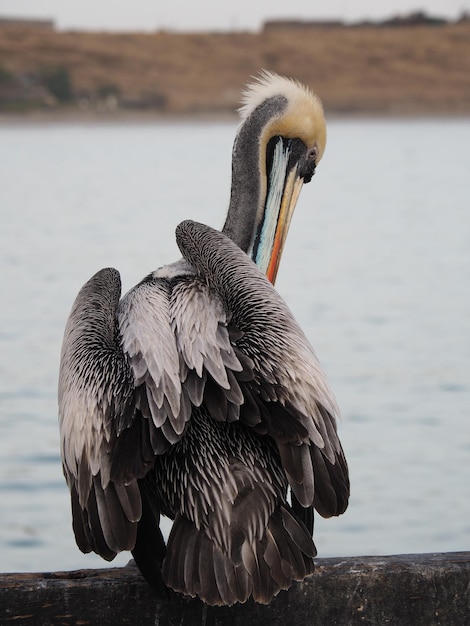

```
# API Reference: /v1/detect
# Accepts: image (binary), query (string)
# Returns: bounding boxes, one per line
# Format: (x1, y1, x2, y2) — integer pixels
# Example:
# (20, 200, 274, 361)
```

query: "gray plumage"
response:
(59, 72, 349, 606)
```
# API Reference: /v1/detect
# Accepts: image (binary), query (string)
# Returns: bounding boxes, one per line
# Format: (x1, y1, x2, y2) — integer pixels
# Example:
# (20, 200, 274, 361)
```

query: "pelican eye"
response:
(307, 146, 318, 162)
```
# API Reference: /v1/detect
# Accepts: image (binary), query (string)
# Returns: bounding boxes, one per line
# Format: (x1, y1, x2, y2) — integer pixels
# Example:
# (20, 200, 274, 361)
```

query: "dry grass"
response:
(1, 22, 470, 114)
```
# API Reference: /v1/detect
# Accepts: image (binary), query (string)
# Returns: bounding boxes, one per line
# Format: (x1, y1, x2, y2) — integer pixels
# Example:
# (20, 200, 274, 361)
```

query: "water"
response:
(0, 116, 469, 574)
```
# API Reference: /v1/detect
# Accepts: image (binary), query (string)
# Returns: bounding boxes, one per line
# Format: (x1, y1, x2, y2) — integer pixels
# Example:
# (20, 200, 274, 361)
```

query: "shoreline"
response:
(0, 109, 239, 126)
(1, 107, 469, 126)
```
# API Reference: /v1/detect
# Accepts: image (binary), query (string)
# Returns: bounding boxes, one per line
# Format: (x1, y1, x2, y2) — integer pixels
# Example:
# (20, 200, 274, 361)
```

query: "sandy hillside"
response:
(1, 19, 469, 115)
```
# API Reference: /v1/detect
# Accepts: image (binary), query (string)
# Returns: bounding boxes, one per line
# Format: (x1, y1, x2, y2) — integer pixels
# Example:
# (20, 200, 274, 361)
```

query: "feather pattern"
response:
(176, 220, 348, 510)
(59, 268, 141, 559)
(159, 410, 316, 605)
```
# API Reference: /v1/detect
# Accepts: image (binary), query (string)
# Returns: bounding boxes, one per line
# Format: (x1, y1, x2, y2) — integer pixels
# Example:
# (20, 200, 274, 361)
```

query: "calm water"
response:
(0, 117, 469, 573)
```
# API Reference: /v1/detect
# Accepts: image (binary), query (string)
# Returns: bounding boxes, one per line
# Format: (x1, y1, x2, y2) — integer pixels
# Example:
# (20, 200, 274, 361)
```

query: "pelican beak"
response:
(265, 169, 303, 284)
(252, 137, 316, 285)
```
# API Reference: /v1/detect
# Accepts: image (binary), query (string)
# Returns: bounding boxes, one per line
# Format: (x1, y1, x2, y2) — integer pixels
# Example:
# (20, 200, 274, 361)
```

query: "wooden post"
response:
(1, 552, 469, 625)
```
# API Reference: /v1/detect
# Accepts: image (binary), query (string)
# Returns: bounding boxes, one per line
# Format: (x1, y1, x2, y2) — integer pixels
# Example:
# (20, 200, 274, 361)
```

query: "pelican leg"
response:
(131, 478, 167, 598)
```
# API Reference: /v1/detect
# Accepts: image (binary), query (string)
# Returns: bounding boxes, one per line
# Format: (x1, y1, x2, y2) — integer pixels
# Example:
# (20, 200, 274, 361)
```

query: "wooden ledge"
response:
(1, 552, 469, 625)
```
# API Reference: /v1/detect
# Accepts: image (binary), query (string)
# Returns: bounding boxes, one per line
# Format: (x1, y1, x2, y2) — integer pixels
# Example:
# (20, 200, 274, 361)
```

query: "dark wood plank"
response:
(1, 552, 469, 625)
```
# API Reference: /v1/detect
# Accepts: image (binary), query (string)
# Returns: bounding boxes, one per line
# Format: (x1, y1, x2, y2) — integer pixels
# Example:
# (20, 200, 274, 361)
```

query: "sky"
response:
(0, 1, 468, 32)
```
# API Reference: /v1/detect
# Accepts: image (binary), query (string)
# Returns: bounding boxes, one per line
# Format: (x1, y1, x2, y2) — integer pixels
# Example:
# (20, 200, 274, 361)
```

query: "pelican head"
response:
(223, 70, 326, 284)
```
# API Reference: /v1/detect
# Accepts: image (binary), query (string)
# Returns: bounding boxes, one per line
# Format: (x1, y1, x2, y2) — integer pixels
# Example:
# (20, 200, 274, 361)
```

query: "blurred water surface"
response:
(0, 116, 469, 573)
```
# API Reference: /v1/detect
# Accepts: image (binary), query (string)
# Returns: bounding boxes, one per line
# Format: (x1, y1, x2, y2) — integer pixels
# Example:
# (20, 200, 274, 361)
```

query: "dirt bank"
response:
(1, 20, 469, 115)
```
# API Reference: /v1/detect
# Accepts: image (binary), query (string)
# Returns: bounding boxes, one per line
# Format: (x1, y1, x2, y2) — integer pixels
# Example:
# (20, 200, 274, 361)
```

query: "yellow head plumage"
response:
(239, 70, 327, 163)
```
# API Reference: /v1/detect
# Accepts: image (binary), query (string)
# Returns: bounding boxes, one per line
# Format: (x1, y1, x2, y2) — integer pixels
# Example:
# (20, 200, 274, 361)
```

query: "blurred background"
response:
(0, 1, 469, 574)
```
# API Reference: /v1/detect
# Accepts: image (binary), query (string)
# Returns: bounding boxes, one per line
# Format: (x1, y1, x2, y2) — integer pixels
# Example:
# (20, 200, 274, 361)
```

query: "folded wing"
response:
(176, 220, 350, 519)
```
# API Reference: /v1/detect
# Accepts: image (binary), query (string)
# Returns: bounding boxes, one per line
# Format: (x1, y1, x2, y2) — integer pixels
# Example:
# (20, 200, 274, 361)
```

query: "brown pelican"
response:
(59, 72, 349, 606)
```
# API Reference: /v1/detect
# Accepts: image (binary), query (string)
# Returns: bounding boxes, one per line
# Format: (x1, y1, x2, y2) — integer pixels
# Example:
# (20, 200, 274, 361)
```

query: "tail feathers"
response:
(162, 505, 315, 606)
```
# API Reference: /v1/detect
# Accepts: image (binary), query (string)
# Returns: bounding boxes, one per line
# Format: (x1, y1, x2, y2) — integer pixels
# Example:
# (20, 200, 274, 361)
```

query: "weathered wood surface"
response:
(1, 552, 469, 625)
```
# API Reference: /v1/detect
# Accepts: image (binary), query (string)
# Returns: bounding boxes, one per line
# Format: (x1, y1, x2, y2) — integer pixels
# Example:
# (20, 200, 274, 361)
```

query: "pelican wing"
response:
(58, 268, 150, 559)
(176, 220, 349, 517)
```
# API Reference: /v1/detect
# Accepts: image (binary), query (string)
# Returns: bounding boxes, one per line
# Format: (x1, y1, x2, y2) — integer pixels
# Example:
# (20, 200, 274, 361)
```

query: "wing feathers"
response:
(118, 272, 250, 450)
(176, 220, 349, 513)
(59, 268, 140, 558)
(312, 445, 350, 517)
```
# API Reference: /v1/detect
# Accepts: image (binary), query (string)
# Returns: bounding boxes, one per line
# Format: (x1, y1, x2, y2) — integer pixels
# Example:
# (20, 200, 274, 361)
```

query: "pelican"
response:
(59, 72, 349, 606)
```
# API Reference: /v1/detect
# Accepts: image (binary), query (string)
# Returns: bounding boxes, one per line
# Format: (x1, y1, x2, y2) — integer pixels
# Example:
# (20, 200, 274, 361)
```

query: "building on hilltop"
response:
(0, 17, 54, 30)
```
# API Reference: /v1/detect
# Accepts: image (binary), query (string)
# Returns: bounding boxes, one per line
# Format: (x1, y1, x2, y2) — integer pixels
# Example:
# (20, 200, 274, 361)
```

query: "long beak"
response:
(251, 138, 305, 285)
(266, 169, 303, 284)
